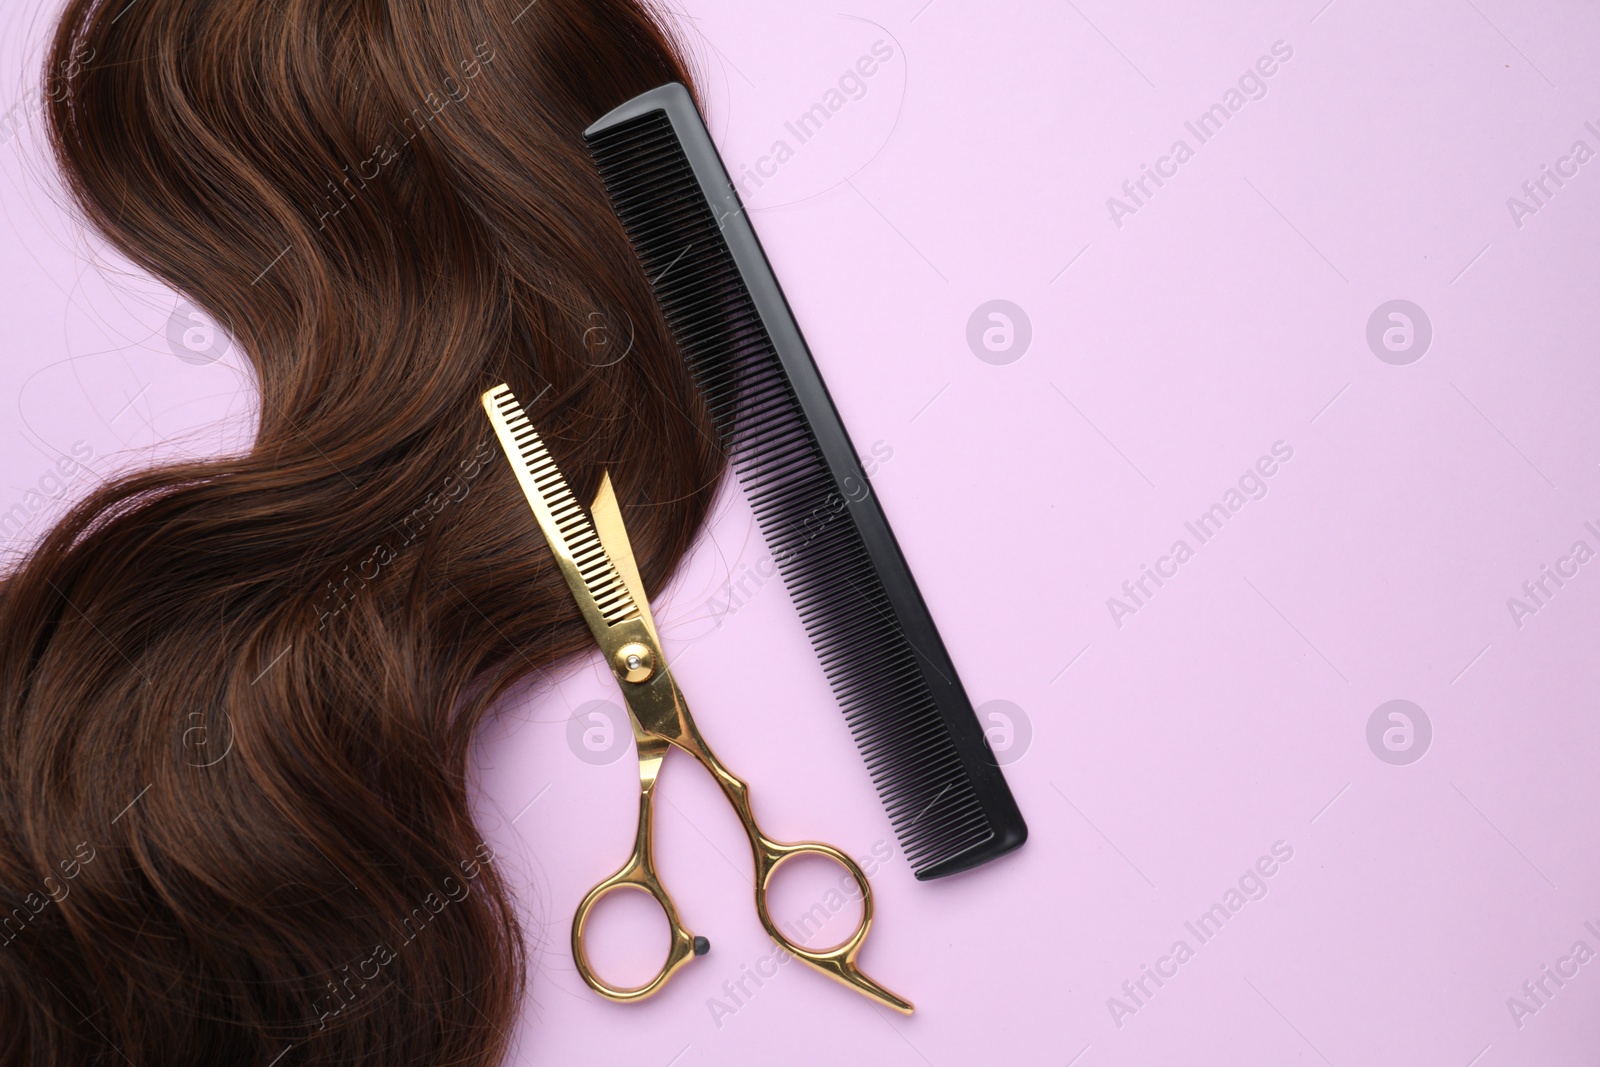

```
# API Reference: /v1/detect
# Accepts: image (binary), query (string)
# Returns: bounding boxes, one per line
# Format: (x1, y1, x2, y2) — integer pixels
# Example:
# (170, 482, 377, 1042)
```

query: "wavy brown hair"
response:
(1, 0, 721, 1063)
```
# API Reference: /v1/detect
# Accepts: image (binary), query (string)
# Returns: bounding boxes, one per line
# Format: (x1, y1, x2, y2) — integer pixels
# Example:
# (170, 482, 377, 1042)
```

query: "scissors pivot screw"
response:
(615, 642, 655, 683)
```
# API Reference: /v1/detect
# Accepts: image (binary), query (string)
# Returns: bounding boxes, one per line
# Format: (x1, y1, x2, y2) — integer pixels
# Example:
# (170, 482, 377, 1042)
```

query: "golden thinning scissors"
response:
(482, 384, 912, 1014)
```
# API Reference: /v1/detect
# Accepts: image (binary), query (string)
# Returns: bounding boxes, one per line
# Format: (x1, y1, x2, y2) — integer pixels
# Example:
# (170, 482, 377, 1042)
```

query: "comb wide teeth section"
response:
(586, 113, 996, 876)
(487, 384, 637, 626)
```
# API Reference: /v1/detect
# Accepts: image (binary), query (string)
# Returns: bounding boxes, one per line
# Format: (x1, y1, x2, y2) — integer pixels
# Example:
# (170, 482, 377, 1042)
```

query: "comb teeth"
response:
(585, 86, 1026, 879)
(486, 385, 637, 626)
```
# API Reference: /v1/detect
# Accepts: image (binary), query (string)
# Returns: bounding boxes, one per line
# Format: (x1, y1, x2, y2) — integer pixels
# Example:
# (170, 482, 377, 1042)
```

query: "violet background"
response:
(3, 0, 1599, 1064)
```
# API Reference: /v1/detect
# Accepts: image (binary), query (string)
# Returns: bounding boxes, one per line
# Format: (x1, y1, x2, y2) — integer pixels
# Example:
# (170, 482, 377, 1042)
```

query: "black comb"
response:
(584, 84, 1026, 880)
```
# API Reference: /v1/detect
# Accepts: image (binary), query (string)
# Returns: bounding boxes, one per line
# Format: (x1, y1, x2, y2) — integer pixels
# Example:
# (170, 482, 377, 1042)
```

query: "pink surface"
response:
(4, 0, 1600, 1064)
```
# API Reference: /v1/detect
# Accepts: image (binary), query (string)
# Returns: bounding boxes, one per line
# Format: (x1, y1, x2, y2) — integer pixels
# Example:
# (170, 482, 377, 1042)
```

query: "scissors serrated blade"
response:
(482, 383, 639, 627)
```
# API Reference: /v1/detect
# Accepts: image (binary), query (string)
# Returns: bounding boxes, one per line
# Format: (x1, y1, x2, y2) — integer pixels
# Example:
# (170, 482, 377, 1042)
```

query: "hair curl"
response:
(0, 1, 722, 1063)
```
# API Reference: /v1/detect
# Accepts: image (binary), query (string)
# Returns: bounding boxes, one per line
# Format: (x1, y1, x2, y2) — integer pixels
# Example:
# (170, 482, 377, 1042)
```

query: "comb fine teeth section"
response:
(585, 96, 1025, 880)
(486, 384, 637, 627)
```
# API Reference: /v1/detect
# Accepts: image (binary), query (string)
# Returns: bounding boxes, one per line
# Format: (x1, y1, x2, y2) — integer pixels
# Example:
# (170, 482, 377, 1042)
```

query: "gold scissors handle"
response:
(570, 702, 911, 1012)
(571, 476, 912, 1013)
(569, 731, 696, 1003)
(482, 385, 911, 1014)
